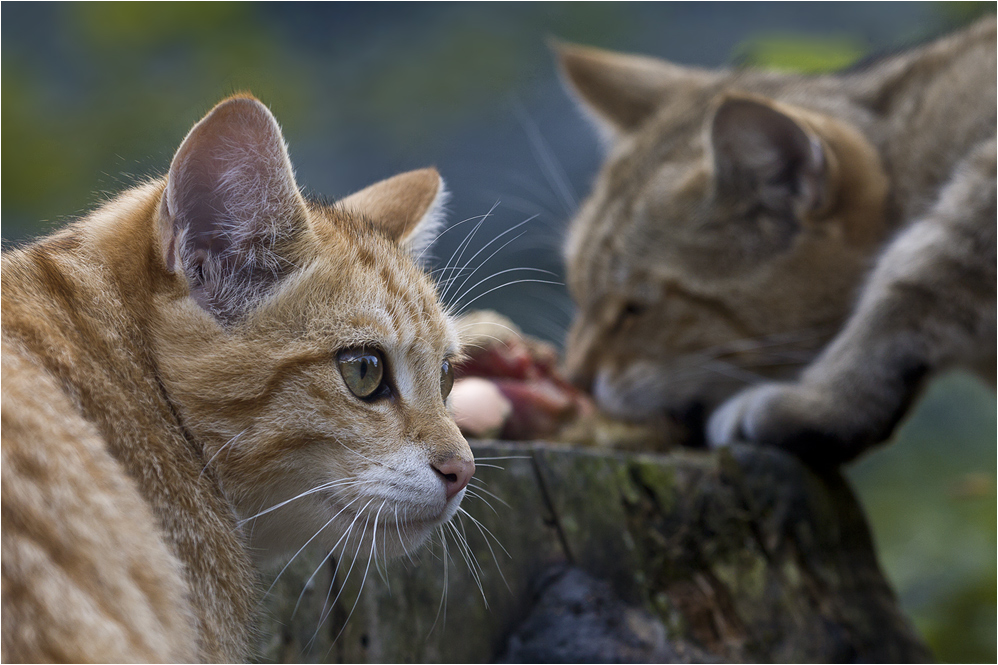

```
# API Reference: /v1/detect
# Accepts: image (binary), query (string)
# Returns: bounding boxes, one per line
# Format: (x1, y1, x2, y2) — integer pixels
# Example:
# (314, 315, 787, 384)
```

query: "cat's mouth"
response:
(374, 493, 463, 531)
(592, 365, 719, 448)
(328, 490, 462, 537)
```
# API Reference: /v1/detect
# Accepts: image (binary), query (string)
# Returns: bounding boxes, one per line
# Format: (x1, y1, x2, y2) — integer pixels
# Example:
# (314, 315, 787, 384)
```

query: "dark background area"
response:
(3, 2, 994, 660)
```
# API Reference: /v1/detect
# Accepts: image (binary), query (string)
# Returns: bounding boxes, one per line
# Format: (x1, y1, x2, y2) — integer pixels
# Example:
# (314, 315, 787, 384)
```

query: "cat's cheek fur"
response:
(235, 445, 465, 566)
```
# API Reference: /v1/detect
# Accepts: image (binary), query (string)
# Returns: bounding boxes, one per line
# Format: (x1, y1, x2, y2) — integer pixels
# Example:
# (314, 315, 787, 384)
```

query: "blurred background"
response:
(3, 2, 994, 660)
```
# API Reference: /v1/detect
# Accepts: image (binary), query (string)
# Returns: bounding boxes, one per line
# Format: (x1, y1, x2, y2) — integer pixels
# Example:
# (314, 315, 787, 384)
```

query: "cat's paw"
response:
(706, 382, 873, 466)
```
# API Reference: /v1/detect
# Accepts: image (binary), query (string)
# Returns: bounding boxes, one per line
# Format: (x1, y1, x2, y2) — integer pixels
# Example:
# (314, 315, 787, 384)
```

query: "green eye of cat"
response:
(440, 359, 454, 399)
(337, 349, 386, 400)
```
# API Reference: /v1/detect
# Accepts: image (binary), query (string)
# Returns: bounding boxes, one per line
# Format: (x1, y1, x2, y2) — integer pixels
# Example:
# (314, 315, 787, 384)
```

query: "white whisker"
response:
(464, 488, 501, 517)
(199, 427, 248, 478)
(291, 497, 373, 617)
(472, 455, 532, 461)
(454, 276, 563, 317)
(458, 506, 511, 593)
(439, 201, 499, 304)
(427, 529, 450, 638)
(415, 209, 498, 266)
(265, 495, 364, 600)
(464, 483, 510, 509)
(514, 100, 578, 215)
(458, 506, 511, 560)
(238, 478, 370, 525)
(445, 520, 487, 608)
(448, 213, 540, 306)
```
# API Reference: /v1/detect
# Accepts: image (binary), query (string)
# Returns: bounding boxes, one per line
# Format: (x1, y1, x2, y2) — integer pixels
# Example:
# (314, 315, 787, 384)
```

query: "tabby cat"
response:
(1, 95, 474, 661)
(558, 17, 996, 463)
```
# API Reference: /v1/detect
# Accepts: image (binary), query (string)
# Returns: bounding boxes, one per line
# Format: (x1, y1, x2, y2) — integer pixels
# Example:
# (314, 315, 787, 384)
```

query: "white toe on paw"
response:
(706, 395, 747, 448)
(707, 384, 784, 447)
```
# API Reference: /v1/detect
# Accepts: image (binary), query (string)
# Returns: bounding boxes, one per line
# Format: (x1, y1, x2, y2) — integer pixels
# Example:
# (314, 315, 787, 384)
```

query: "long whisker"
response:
(325, 504, 386, 653)
(463, 483, 510, 509)
(453, 277, 563, 317)
(464, 488, 501, 517)
(458, 506, 512, 592)
(427, 529, 450, 638)
(333, 435, 397, 471)
(448, 214, 540, 306)
(375, 501, 392, 588)
(309, 512, 370, 649)
(238, 478, 370, 525)
(458, 506, 511, 560)
(414, 209, 498, 266)
(289, 496, 372, 616)
(395, 504, 416, 566)
(266, 495, 363, 600)
(452, 266, 558, 311)
(439, 201, 500, 304)
(200, 427, 249, 478)
(514, 100, 578, 215)
(445, 520, 487, 608)
(472, 456, 532, 461)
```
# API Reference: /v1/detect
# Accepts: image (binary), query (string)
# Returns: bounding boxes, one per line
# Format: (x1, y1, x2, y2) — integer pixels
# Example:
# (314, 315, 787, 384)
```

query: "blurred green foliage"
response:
(1, 2, 639, 239)
(2, 2, 314, 238)
(850, 373, 996, 663)
(734, 34, 867, 72)
(935, 0, 998, 27)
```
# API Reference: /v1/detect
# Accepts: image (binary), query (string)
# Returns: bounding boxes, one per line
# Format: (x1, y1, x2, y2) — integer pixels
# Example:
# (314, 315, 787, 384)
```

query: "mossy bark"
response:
(255, 443, 931, 663)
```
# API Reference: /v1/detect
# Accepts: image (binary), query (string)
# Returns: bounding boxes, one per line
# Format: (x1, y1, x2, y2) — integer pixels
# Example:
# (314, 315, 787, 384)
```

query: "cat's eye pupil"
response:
(338, 349, 385, 400)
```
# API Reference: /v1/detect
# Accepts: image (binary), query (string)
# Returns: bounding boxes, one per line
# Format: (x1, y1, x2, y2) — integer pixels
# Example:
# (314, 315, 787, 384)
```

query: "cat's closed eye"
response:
(623, 302, 646, 318)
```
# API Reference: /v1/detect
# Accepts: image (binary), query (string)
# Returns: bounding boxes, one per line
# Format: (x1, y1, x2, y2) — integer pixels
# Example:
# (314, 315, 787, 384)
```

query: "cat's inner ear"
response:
(554, 41, 714, 141)
(710, 96, 827, 216)
(339, 168, 448, 258)
(161, 95, 307, 319)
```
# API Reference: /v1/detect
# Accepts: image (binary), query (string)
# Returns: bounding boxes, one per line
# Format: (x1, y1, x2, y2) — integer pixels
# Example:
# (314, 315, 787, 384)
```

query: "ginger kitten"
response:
(1, 95, 474, 661)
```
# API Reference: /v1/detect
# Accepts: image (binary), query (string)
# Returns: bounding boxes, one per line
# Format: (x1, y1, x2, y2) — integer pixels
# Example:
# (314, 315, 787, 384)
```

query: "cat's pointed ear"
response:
(340, 168, 448, 259)
(710, 96, 827, 216)
(554, 40, 714, 141)
(161, 95, 307, 320)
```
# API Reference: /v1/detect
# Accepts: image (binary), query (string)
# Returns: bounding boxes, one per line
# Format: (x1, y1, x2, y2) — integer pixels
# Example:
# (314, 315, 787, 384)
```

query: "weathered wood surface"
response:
(255, 442, 931, 663)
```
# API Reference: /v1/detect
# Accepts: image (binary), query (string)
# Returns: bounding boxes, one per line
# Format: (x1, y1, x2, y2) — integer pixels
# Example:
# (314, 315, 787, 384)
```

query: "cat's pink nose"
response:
(432, 457, 475, 500)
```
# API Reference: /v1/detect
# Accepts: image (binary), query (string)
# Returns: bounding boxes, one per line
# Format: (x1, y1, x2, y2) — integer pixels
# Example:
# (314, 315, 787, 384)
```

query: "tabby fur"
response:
(559, 17, 996, 462)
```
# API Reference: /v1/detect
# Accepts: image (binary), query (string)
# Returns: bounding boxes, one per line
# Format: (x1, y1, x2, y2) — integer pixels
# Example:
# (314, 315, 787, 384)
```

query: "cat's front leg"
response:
(706, 378, 907, 465)
(709, 140, 996, 465)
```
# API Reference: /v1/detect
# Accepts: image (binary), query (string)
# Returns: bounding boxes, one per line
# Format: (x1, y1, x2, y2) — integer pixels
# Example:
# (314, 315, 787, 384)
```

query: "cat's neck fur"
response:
(2, 181, 257, 661)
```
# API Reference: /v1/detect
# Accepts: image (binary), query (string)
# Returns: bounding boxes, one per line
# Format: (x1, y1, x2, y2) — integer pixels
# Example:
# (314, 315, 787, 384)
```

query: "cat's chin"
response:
(594, 363, 741, 421)
(352, 488, 466, 556)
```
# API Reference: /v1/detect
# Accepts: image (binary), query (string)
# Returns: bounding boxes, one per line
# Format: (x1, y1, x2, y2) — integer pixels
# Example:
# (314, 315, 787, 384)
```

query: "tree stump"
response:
(255, 442, 931, 663)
